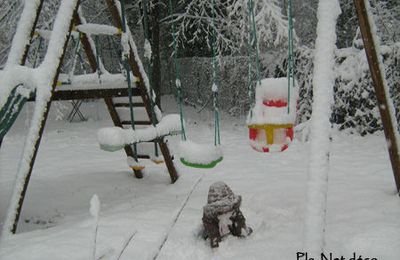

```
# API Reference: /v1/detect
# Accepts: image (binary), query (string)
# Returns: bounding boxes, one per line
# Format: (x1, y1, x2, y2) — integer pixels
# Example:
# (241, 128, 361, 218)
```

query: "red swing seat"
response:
(247, 78, 298, 153)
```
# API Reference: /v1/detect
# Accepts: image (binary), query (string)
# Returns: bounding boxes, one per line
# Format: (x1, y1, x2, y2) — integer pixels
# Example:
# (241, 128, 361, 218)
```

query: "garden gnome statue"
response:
(202, 181, 252, 248)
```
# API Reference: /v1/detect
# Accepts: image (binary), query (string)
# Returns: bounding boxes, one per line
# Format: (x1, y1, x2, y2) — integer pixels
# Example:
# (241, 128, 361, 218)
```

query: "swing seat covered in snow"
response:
(247, 78, 298, 152)
(97, 114, 182, 152)
(179, 140, 223, 168)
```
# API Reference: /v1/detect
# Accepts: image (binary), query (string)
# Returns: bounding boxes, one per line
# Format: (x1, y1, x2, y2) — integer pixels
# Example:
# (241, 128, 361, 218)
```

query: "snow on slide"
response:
(0, 0, 42, 109)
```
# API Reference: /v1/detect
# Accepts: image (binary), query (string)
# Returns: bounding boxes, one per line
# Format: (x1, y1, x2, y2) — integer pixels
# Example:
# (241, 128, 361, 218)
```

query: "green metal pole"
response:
(287, 0, 294, 114)
(121, 0, 139, 161)
(211, 0, 221, 146)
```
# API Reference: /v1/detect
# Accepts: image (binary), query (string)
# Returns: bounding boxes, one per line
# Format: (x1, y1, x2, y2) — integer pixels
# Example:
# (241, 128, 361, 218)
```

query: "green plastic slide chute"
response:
(0, 86, 34, 142)
(0, 37, 43, 144)
(169, 0, 223, 169)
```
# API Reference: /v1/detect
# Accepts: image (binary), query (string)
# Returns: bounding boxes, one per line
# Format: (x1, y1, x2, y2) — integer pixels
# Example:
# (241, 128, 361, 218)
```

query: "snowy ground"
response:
(0, 96, 399, 260)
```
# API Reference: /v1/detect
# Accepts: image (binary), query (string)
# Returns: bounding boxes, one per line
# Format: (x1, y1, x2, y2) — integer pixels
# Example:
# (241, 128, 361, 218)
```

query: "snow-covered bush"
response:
(269, 44, 400, 135)
(386, 43, 400, 126)
(331, 44, 399, 135)
(333, 47, 380, 135)
(169, 43, 400, 136)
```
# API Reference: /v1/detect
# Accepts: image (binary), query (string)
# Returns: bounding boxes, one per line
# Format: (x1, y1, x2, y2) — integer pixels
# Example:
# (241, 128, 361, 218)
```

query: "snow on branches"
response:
(167, 0, 289, 56)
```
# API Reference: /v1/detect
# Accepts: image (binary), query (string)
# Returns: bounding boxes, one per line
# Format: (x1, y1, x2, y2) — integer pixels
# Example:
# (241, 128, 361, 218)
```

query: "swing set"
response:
(1, 0, 182, 234)
(167, 0, 298, 164)
(99, 0, 224, 169)
(169, 0, 223, 168)
(98, 0, 298, 170)
(246, 0, 298, 153)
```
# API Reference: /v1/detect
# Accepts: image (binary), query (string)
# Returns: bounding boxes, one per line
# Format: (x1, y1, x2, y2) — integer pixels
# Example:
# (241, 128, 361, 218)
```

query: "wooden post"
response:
(354, 0, 400, 194)
(10, 0, 82, 234)
(104, 98, 143, 178)
(20, 0, 45, 65)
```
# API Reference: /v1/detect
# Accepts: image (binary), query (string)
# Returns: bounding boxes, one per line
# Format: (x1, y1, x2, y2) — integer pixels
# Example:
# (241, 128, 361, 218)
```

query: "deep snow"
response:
(0, 96, 399, 259)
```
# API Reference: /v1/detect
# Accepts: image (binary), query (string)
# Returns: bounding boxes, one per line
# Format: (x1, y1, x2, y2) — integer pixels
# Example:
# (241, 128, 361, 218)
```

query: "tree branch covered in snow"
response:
(0, 1, 23, 67)
(166, 0, 289, 56)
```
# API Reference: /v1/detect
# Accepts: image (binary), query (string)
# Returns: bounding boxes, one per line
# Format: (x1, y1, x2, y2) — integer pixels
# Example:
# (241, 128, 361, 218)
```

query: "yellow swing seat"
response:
(248, 123, 294, 153)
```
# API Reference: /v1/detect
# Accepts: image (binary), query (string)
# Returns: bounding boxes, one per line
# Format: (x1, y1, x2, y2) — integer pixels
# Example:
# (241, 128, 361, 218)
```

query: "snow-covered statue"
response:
(202, 182, 252, 248)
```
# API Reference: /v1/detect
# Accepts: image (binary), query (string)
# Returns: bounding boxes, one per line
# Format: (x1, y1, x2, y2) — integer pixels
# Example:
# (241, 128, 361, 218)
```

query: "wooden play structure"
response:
(97, 0, 225, 169)
(0, 0, 179, 234)
(354, 0, 400, 193)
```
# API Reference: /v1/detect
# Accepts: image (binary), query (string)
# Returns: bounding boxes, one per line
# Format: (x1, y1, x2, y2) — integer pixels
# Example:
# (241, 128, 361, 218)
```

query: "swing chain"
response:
(141, 0, 160, 158)
(287, 0, 294, 114)
(120, 0, 139, 162)
(211, 0, 221, 146)
(168, 0, 187, 141)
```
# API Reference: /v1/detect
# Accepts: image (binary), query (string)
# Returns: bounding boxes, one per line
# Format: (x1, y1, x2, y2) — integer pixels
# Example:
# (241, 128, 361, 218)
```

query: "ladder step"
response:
(121, 121, 152, 125)
(114, 102, 145, 107)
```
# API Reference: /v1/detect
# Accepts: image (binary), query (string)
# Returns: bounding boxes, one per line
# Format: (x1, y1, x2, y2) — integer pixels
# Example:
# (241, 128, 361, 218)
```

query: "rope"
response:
(142, 0, 159, 158)
(94, 35, 102, 83)
(121, 0, 139, 162)
(168, 0, 186, 141)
